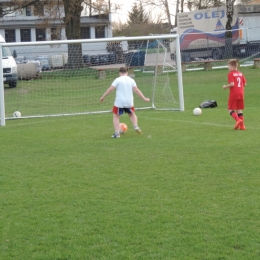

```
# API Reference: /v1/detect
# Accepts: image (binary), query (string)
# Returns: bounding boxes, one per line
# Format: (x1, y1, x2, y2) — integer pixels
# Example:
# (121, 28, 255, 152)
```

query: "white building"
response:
(0, 1, 113, 56)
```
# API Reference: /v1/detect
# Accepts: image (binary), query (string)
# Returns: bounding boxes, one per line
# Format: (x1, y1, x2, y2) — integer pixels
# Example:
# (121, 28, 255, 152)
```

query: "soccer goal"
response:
(0, 34, 184, 126)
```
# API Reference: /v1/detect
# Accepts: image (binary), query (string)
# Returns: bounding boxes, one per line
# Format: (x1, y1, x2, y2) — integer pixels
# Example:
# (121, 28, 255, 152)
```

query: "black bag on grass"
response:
(199, 100, 217, 108)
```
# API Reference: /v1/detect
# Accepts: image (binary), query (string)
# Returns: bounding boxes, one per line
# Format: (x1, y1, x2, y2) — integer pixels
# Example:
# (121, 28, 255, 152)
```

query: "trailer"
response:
(170, 4, 260, 61)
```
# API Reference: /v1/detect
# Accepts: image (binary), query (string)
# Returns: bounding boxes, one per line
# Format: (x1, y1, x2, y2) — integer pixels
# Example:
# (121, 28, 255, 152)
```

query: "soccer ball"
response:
(13, 111, 21, 118)
(193, 107, 202, 116)
(119, 123, 128, 133)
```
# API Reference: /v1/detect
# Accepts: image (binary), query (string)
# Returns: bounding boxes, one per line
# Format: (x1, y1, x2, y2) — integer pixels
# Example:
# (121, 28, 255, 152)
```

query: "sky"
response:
(110, 0, 171, 23)
(110, 0, 138, 22)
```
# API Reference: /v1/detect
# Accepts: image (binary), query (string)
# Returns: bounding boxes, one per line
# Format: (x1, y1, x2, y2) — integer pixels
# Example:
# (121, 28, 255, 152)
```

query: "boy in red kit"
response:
(223, 59, 246, 130)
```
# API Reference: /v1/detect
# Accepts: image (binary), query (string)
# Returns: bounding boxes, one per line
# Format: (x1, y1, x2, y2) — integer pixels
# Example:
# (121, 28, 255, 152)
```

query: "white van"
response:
(2, 46, 18, 88)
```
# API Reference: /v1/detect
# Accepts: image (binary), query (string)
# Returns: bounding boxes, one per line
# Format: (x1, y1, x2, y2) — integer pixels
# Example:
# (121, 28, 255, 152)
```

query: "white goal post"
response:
(0, 34, 184, 126)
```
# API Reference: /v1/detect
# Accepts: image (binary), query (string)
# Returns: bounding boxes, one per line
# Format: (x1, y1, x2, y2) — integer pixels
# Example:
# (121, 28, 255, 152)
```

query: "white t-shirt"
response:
(111, 75, 137, 108)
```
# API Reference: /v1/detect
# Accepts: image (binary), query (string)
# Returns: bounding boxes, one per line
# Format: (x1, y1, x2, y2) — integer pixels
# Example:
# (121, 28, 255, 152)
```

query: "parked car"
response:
(2, 46, 18, 88)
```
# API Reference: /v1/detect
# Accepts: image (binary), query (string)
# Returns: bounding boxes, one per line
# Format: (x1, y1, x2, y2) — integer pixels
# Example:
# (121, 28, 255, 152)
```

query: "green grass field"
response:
(1, 67, 260, 259)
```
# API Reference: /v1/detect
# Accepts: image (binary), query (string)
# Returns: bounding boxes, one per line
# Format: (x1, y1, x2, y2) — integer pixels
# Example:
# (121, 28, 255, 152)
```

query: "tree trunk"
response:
(63, 0, 84, 68)
(175, 0, 180, 27)
(164, 0, 172, 30)
(198, 0, 202, 9)
(180, 0, 184, 13)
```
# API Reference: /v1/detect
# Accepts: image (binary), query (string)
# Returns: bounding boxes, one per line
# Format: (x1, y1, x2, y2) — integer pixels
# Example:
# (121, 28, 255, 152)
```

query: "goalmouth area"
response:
(0, 34, 184, 126)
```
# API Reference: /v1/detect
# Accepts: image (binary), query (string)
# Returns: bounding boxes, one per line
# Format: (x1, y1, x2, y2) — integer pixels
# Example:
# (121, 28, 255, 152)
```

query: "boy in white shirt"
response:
(100, 67, 150, 138)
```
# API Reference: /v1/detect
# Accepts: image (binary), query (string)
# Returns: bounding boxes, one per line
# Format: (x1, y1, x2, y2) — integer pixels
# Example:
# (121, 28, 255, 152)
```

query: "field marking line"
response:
(2, 114, 259, 130)
(139, 116, 260, 130)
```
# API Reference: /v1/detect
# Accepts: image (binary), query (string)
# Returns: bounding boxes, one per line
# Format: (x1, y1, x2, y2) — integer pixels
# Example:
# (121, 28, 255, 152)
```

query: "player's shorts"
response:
(228, 98, 244, 110)
(112, 106, 135, 115)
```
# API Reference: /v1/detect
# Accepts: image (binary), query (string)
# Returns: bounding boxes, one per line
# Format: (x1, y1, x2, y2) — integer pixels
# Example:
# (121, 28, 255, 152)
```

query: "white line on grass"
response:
(139, 116, 259, 130)
(3, 114, 259, 130)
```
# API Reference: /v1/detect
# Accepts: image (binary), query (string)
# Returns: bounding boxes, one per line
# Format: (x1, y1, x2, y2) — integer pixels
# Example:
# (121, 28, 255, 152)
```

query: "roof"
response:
(0, 16, 109, 30)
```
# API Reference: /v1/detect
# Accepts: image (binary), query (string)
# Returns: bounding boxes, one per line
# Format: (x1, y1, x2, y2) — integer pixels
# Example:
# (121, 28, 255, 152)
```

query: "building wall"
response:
(0, 2, 113, 55)
(0, 2, 111, 34)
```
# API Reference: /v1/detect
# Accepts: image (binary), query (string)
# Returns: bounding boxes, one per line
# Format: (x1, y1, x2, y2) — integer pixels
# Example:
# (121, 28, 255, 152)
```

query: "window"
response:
(80, 27, 90, 39)
(20, 29, 31, 42)
(95, 26, 105, 38)
(36, 28, 46, 41)
(34, 3, 44, 16)
(51, 28, 61, 40)
(2, 47, 12, 57)
(21, 6, 32, 16)
(26, 6, 32, 16)
(5, 29, 16, 42)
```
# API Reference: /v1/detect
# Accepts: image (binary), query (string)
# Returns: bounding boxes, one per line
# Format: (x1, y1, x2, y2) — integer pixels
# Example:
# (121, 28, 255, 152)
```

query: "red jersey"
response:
(228, 70, 246, 99)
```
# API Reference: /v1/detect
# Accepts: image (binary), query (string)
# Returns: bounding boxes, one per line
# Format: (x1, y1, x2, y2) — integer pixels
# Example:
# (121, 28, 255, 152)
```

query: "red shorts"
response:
(228, 98, 244, 110)
(112, 106, 135, 115)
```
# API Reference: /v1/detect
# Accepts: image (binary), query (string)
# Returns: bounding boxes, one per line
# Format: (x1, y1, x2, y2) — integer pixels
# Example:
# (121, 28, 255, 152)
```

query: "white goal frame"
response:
(0, 34, 184, 126)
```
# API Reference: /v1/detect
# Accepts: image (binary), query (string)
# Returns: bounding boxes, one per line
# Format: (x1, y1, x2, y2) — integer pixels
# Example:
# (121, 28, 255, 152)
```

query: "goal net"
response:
(0, 34, 184, 125)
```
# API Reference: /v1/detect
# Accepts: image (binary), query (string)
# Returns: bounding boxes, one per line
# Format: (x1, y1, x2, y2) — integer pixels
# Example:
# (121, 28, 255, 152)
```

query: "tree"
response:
(1, 0, 114, 68)
(140, 0, 172, 30)
(63, 0, 84, 68)
(128, 2, 149, 25)
(113, 20, 169, 37)
(186, 0, 225, 11)
(113, 2, 168, 38)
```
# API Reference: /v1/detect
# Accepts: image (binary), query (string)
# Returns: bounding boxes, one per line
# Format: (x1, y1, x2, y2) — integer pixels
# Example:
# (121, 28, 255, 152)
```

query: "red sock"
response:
(230, 111, 239, 121)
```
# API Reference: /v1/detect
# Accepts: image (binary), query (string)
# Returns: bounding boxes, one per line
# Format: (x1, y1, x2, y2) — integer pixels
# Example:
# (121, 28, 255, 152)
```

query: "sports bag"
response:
(199, 100, 217, 108)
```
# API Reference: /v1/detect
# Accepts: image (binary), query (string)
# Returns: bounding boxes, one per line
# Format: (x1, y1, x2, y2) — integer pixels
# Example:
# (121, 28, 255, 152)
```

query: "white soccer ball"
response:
(13, 111, 21, 118)
(193, 107, 202, 116)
